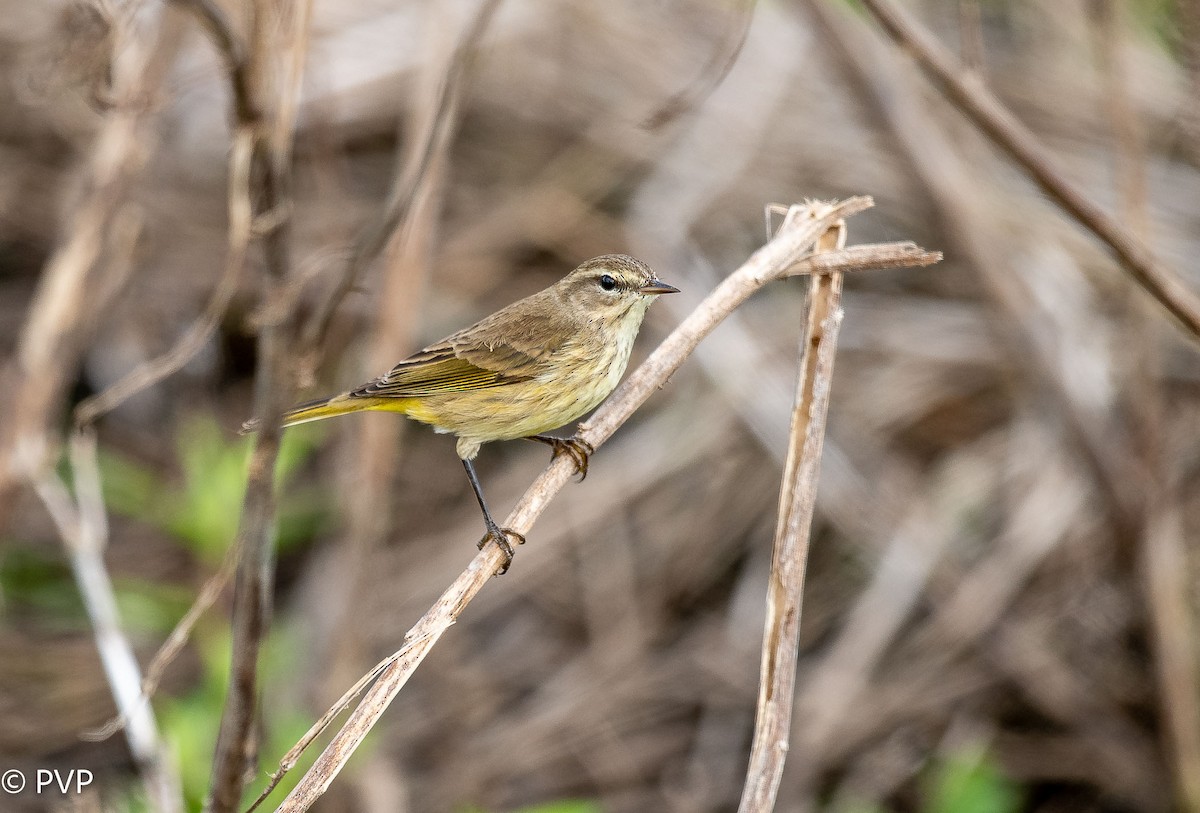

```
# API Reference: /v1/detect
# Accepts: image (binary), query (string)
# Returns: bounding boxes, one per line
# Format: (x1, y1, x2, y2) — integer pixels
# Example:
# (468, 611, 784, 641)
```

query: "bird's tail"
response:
(240, 394, 378, 435)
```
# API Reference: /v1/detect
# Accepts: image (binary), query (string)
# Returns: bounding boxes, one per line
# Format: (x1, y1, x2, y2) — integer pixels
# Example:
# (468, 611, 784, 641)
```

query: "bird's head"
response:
(558, 254, 679, 324)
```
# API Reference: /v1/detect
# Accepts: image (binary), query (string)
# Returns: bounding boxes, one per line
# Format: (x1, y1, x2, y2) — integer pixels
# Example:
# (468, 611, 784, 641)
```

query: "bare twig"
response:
(1142, 502, 1200, 812)
(244, 640, 428, 812)
(853, 0, 1200, 339)
(263, 198, 939, 812)
(31, 431, 182, 812)
(174, 0, 258, 123)
(737, 207, 845, 812)
(202, 119, 262, 813)
(70, 0, 276, 431)
(68, 0, 265, 434)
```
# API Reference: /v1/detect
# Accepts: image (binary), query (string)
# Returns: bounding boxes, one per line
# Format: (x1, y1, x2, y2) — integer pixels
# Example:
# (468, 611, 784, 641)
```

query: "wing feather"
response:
(350, 287, 578, 400)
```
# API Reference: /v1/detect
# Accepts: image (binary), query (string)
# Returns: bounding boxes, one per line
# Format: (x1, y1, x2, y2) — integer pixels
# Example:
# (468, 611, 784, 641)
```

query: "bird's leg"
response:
(524, 435, 594, 480)
(461, 458, 524, 575)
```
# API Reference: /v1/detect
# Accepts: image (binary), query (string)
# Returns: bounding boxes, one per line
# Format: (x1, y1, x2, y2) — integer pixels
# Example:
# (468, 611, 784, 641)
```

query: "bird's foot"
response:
(527, 435, 594, 480)
(477, 520, 525, 575)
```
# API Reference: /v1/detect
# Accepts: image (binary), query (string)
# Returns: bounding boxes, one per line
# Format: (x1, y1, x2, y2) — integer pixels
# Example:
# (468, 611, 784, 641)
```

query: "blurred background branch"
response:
(856, 0, 1200, 339)
(0, 1, 1197, 812)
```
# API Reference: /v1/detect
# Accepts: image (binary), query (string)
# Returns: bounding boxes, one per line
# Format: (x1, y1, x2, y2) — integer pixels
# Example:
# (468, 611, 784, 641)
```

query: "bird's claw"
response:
(529, 435, 594, 480)
(478, 524, 525, 575)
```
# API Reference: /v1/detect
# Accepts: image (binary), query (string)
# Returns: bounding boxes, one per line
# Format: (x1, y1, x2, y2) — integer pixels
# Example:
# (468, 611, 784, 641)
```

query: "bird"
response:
(250, 254, 678, 572)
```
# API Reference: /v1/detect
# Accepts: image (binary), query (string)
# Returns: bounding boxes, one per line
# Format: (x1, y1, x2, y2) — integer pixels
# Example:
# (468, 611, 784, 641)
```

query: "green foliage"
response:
(1, 415, 333, 810)
(923, 746, 1022, 813)
(98, 416, 331, 809)
(100, 415, 327, 562)
(827, 746, 1022, 813)
(0, 547, 191, 634)
(1128, 0, 1182, 52)
(0, 547, 84, 625)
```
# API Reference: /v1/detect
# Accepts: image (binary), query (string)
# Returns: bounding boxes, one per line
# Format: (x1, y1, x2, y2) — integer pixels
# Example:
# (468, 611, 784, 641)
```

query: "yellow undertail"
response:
(240, 394, 416, 434)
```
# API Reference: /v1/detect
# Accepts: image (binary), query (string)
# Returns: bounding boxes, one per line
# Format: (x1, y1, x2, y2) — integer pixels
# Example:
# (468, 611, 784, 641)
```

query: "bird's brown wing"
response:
(351, 293, 573, 399)
(350, 342, 534, 398)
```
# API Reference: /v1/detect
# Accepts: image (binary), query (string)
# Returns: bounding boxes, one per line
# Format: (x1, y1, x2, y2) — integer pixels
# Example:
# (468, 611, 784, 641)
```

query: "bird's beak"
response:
(638, 278, 680, 295)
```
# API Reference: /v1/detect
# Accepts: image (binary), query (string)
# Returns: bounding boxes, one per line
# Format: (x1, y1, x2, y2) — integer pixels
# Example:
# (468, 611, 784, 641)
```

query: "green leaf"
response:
(100, 414, 329, 561)
(924, 747, 1022, 813)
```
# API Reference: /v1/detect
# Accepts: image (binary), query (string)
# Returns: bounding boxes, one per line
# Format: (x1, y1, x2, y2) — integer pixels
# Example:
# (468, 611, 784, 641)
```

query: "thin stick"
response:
(737, 206, 846, 812)
(265, 198, 940, 812)
(807, 0, 1146, 526)
(854, 0, 1200, 339)
(201, 125, 262, 813)
(244, 637, 431, 813)
(1143, 503, 1200, 812)
(32, 431, 182, 812)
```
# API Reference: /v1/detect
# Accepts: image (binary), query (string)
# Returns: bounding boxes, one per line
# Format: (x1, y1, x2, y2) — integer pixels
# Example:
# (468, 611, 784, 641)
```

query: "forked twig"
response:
(737, 205, 846, 812)
(70, 0, 263, 430)
(244, 634, 434, 812)
(258, 198, 940, 812)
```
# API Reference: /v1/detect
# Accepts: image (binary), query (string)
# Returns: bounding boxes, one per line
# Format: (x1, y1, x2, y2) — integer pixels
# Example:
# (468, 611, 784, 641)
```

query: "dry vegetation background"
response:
(1, 0, 1199, 811)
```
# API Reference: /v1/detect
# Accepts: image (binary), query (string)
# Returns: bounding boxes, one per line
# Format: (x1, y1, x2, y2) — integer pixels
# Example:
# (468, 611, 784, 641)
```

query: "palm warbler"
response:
(255, 254, 677, 571)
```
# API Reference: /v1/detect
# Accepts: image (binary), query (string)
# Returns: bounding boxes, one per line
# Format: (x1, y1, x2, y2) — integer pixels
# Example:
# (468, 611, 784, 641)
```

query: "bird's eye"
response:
(598, 274, 617, 291)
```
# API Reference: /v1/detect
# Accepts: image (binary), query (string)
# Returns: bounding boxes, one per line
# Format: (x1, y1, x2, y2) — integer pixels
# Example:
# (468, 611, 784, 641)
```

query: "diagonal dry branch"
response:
(258, 198, 940, 812)
(853, 0, 1200, 339)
